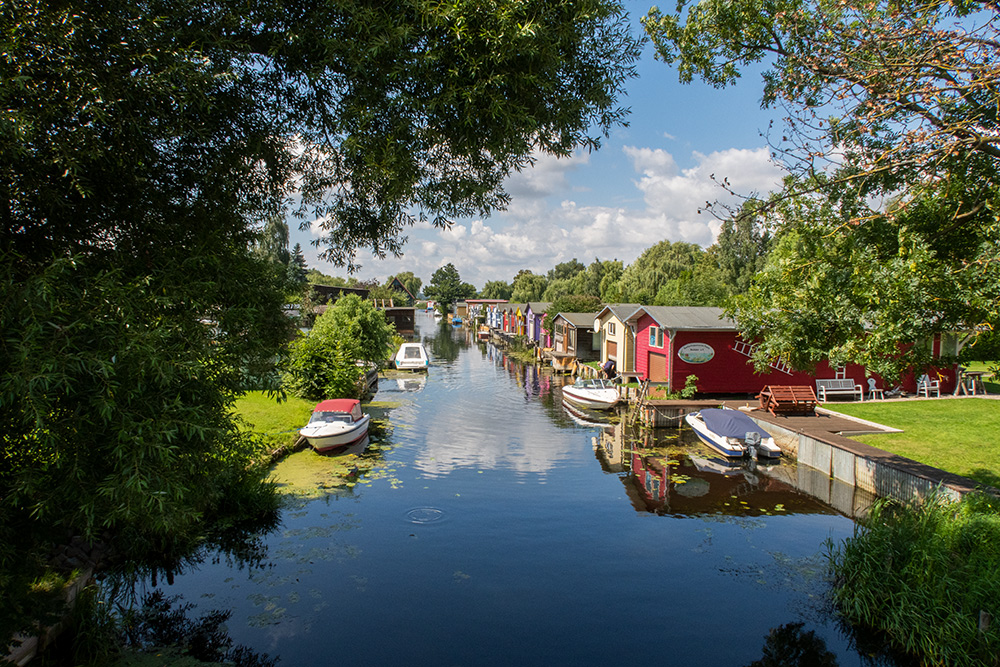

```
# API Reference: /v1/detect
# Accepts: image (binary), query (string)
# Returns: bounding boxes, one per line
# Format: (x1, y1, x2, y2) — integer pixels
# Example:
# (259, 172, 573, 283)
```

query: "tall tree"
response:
(615, 240, 708, 304)
(511, 271, 549, 302)
(480, 280, 513, 300)
(713, 201, 773, 294)
(424, 264, 477, 312)
(547, 259, 587, 283)
(288, 243, 309, 291)
(0, 0, 639, 641)
(644, 0, 1000, 363)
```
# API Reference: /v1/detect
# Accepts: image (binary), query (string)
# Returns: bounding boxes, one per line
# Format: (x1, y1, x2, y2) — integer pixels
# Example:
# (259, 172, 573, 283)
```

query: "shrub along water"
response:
(828, 493, 1000, 666)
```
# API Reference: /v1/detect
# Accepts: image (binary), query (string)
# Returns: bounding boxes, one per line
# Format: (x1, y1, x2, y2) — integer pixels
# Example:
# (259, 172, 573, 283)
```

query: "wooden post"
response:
(980, 610, 991, 634)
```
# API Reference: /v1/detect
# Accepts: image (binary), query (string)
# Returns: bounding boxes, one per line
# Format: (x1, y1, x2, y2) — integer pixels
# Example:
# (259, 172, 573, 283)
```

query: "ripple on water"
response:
(405, 507, 446, 524)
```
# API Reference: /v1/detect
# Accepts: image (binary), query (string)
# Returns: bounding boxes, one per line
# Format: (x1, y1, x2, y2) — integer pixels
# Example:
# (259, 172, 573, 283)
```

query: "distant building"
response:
(310, 284, 369, 304)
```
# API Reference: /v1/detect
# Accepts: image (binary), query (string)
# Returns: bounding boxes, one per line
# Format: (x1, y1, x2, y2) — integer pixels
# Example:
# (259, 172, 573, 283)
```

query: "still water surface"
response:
(154, 312, 876, 666)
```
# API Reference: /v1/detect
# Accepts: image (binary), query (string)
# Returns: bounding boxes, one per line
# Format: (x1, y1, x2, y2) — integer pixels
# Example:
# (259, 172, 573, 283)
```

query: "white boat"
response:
(394, 342, 430, 371)
(299, 399, 371, 453)
(685, 408, 782, 459)
(561, 377, 620, 410)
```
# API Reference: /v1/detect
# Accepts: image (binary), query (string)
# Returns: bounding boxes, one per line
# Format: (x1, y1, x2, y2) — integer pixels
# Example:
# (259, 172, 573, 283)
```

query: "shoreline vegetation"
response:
(828, 493, 1000, 667)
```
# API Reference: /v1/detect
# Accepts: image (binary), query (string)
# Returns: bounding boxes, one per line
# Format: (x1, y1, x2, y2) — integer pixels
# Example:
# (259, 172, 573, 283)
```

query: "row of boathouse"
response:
(459, 299, 961, 398)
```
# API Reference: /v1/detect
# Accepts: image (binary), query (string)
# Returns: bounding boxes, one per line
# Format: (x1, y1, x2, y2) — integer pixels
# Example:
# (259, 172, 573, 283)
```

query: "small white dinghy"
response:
(561, 377, 620, 410)
(299, 399, 371, 453)
(394, 342, 430, 371)
(685, 408, 781, 459)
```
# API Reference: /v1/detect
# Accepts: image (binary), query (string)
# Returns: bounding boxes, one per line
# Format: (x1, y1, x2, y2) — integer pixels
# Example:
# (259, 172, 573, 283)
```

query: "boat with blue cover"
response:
(685, 408, 782, 459)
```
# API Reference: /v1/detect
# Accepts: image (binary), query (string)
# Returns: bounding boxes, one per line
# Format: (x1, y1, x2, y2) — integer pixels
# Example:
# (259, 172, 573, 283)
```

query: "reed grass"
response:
(829, 493, 1000, 666)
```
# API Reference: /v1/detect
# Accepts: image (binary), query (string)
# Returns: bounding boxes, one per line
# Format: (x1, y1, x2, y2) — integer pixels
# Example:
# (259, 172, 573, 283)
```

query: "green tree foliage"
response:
(284, 295, 395, 401)
(714, 202, 773, 294)
(2, 0, 639, 641)
(543, 257, 620, 300)
(305, 269, 349, 286)
(547, 259, 587, 283)
(424, 264, 477, 312)
(599, 261, 625, 302)
(480, 280, 513, 300)
(511, 271, 549, 302)
(0, 257, 285, 639)
(615, 240, 723, 305)
(652, 254, 730, 307)
(254, 215, 291, 269)
(644, 0, 1000, 363)
(729, 168, 1000, 378)
(288, 244, 309, 292)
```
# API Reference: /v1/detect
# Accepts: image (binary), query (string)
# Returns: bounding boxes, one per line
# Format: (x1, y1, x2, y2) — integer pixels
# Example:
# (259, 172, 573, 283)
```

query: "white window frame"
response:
(649, 326, 664, 348)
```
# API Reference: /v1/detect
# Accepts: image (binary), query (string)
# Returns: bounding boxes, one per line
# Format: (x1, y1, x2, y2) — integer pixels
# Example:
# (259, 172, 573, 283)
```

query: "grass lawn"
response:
(234, 391, 316, 452)
(824, 398, 1000, 489)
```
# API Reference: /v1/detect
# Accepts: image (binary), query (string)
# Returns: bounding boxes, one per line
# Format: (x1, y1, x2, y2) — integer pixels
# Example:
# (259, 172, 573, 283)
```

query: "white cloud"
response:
(294, 145, 783, 290)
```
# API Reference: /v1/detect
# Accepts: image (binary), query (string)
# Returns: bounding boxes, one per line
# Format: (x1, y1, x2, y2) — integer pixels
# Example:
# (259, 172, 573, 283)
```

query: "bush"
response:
(283, 295, 395, 401)
(828, 492, 1000, 666)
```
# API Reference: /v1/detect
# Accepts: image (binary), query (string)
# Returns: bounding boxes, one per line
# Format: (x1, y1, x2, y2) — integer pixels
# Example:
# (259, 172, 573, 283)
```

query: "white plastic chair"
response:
(917, 374, 940, 398)
(867, 378, 884, 400)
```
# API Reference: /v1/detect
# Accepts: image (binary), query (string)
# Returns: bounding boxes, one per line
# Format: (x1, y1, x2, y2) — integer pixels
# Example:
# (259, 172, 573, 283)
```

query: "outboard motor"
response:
(744, 431, 761, 459)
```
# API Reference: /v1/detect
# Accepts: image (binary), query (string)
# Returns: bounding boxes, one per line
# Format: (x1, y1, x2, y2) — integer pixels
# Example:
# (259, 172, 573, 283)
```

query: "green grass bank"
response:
(823, 398, 1000, 489)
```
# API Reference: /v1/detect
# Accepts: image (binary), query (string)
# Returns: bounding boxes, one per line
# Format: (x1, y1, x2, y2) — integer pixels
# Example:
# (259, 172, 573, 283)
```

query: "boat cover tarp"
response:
(314, 399, 360, 413)
(700, 408, 771, 439)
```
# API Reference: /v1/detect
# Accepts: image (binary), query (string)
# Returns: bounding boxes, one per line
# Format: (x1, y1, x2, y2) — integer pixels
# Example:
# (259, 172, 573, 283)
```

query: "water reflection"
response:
(562, 399, 615, 428)
(594, 417, 838, 518)
(393, 375, 427, 392)
(746, 622, 839, 667)
(145, 313, 907, 667)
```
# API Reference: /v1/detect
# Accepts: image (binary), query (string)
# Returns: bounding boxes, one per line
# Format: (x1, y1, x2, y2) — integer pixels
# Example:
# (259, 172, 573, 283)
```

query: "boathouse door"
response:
(649, 352, 667, 383)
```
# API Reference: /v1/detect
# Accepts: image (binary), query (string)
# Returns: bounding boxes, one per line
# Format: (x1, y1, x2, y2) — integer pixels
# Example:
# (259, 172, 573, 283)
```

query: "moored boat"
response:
(684, 408, 781, 459)
(561, 377, 620, 410)
(299, 399, 371, 453)
(394, 342, 430, 371)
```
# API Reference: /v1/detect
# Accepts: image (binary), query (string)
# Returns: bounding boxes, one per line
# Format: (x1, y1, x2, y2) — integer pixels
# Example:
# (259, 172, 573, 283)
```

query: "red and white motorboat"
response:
(299, 399, 371, 453)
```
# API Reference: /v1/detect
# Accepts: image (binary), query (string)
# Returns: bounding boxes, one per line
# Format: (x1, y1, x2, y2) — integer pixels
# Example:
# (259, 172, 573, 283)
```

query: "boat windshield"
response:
(403, 346, 424, 359)
(574, 378, 609, 389)
(310, 412, 354, 424)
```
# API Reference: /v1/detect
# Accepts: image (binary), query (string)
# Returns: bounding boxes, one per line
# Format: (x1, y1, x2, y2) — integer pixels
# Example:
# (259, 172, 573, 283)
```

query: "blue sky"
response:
(292, 0, 786, 289)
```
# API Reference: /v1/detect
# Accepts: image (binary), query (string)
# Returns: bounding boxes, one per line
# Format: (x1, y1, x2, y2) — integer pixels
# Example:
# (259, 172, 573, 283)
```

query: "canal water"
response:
(151, 311, 879, 666)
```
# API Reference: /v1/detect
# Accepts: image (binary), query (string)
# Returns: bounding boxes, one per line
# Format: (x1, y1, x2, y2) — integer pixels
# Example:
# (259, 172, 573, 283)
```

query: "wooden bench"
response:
(757, 385, 818, 416)
(815, 378, 863, 402)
